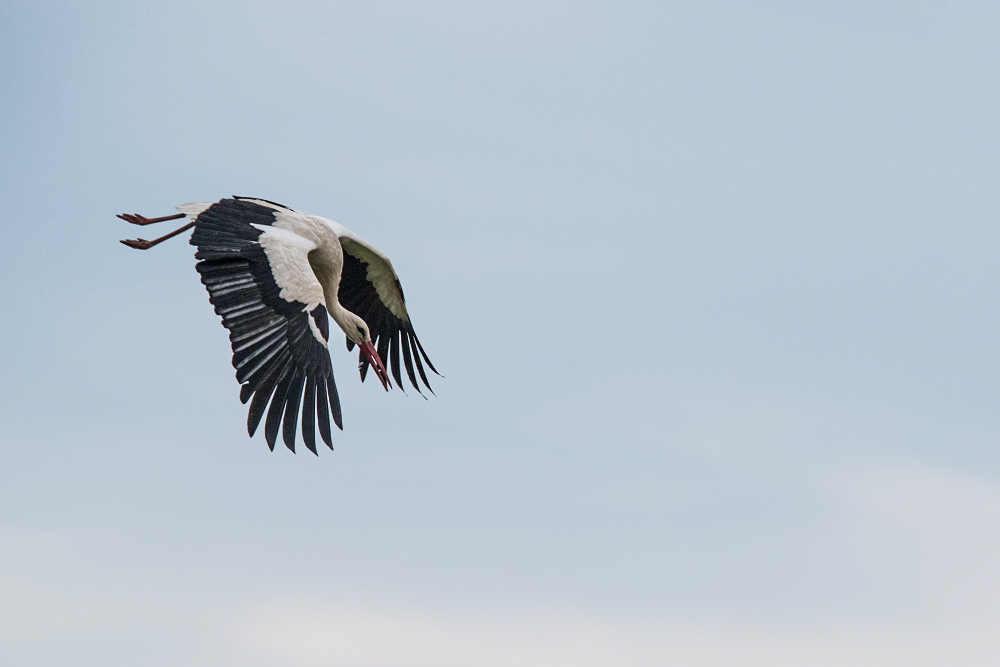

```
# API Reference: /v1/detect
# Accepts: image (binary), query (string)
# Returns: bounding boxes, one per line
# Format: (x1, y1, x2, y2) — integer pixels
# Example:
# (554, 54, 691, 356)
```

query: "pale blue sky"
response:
(2, 1, 1000, 665)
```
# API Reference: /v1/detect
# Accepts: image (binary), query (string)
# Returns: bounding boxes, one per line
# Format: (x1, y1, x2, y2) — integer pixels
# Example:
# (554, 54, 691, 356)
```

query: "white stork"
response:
(119, 196, 439, 454)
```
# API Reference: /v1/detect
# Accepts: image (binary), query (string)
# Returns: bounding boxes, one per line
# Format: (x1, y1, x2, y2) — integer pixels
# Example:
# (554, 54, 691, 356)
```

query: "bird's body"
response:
(120, 197, 438, 454)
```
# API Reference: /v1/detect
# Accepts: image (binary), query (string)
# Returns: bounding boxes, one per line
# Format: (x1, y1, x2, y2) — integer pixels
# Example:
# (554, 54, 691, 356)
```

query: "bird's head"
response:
(345, 313, 371, 346)
(345, 312, 392, 391)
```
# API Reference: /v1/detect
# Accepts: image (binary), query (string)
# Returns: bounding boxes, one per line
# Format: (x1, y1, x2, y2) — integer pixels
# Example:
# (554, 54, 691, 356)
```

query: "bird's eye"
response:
(356, 325, 365, 335)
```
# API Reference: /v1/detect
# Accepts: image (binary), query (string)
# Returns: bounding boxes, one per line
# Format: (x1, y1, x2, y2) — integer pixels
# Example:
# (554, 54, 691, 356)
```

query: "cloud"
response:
(228, 599, 1000, 667)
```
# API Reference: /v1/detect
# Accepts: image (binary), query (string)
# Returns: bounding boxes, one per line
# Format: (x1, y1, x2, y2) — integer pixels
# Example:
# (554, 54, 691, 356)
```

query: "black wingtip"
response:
(246, 358, 289, 439)
(389, 333, 404, 392)
(281, 370, 304, 453)
(410, 335, 440, 377)
(302, 377, 317, 455)
(328, 371, 344, 430)
(399, 333, 422, 396)
(247, 387, 271, 437)
(316, 377, 334, 449)
(264, 375, 291, 452)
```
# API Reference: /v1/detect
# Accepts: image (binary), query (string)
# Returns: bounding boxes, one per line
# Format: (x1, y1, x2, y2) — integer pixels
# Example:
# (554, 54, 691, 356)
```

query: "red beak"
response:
(361, 340, 392, 391)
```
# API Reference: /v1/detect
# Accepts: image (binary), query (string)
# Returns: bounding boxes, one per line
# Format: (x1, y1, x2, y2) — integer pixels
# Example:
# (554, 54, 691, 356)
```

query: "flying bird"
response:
(119, 196, 438, 454)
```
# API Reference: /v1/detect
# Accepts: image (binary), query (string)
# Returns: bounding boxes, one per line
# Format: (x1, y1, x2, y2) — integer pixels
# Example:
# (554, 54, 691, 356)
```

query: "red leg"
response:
(121, 221, 196, 250)
(117, 212, 186, 226)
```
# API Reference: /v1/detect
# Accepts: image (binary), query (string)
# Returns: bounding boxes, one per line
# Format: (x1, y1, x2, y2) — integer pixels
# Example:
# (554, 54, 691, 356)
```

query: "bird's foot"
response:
(120, 238, 154, 250)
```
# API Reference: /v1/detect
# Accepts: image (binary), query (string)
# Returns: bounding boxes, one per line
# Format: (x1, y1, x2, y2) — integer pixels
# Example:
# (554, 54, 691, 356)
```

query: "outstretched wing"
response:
(335, 232, 439, 394)
(188, 198, 342, 454)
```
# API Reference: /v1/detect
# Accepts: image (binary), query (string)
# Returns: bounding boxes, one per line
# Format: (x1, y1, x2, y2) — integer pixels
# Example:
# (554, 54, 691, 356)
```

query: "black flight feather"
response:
(264, 370, 293, 451)
(389, 331, 404, 392)
(400, 332, 421, 395)
(301, 376, 317, 455)
(281, 367, 305, 452)
(316, 377, 333, 449)
(327, 370, 343, 430)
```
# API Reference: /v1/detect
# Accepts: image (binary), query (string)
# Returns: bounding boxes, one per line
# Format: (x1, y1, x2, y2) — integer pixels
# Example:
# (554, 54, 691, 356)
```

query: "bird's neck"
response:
(305, 247, 349, 336)
(327, 299, 357, 339)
